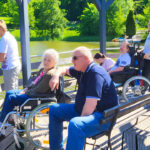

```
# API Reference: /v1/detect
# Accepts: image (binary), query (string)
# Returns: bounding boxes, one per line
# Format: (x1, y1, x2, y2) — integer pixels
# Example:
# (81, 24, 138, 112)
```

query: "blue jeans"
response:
(49, 103, 110, 150)
(0, 89, 30, 122)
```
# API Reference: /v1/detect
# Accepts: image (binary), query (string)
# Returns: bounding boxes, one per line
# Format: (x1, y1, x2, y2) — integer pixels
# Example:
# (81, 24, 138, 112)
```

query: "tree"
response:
(1, 0, 35, 29)
(133, 0, 148, 14)
(60, 0, 92, 21)
(136, 0, 150, 28)
(32, 0, 67, 39)
(126, 10, 136, 38)
(79, 0, 134, 37)
(79, 3, 99, 35)
(106, 0, 134, 37)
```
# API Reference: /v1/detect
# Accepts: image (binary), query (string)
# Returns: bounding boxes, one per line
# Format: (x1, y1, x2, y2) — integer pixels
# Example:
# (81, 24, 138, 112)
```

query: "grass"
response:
(62, 28, 100, 41)
(0, 16, 13, 24)
(9, 28, 115, 42)
(9, 28, 100, 42)
(10, 29, 20, 40)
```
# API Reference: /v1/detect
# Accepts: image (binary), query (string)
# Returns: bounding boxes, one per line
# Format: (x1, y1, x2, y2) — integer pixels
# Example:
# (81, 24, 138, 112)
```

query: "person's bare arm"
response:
(81, 98, 98, 116)
(19, 88, 28, 94)
(49, 66, 70, 91)
(0, 53, 6, 62)
(108, 66, 124, 74)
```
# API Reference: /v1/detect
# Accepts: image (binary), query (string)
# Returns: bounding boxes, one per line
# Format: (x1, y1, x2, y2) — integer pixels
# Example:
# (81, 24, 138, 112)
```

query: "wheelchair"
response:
(111, 47, 150, 102)
(0, 76, 70, 150)
(0, 96, 57, 149)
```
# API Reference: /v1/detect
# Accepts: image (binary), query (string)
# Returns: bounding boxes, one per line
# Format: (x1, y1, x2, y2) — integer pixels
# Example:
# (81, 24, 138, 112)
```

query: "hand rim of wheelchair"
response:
(25, 102, 54, 150)
(122, 76, 150, 102)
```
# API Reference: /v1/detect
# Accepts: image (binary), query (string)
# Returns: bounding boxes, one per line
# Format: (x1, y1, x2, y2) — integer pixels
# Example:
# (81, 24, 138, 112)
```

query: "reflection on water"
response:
(18, 41, 120, 56)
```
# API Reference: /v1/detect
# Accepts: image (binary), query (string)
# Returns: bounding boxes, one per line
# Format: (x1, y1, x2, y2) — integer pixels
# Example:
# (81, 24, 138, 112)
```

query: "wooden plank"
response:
(123, 111, 150, 150)
(103, 94, 150, 117)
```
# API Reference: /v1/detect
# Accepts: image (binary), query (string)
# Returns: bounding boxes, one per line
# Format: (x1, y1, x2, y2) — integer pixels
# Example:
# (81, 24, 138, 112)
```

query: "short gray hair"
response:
(43, 49, 59, 64)
(39, 49, 59, 69)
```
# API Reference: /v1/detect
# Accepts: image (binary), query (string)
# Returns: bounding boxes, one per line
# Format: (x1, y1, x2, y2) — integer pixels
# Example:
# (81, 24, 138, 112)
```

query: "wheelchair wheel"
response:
(25, 102, 54, 150)
(14, 138, 26, 150)
(122, 76, 150, 102)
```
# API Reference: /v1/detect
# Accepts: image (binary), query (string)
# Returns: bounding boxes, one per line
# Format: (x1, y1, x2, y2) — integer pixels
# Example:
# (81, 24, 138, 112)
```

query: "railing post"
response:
(99, 0, 106, 54)
(16, 0, 31, 87)
(93, 0, 115, 54)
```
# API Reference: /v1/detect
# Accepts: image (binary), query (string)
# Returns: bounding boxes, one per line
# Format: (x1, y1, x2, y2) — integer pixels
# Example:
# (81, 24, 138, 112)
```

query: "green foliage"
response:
(79, 0, 134, 37)
(134, 0, 148, 14)
(126, 10, 136, 38)
(0, 0, 35, 29)
(136, 0, 150, 28)
(32, 0, 67, 39)
(106, 0, 134, 37)
(0, 0, 67, 40)
(79, 3, 99, 36)
(60, 0, 92, 21)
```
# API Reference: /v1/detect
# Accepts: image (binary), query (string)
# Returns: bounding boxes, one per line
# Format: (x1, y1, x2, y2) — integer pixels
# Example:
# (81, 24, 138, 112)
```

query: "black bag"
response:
(136, 52, 145, 70)
(56, 77, 72, 103)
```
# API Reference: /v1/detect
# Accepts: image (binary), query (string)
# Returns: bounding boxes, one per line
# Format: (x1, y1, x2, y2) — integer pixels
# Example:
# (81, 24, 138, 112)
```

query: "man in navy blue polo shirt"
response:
(49, 46, 118, 150)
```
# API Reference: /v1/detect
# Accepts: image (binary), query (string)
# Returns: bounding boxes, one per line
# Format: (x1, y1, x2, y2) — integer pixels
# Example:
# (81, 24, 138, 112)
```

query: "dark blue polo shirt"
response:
(69, 62, 118, 115)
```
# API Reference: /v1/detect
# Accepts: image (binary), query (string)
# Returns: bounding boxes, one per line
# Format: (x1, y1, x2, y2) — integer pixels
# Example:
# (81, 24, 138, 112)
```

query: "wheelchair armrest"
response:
(19, 97, 57, 112)
(31, 71, 39, 77)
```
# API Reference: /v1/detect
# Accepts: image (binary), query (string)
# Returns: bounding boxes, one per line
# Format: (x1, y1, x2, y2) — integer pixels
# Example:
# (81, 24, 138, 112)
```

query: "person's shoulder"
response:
(47, 67, 56, 76)
(3, 32, 16, 41)
(106, 57, 115, 63)
(3, 31, 10, 38)
(123, 53, 131, 58)
(89, 64, 111, 81)
(90, 63, 106, 74)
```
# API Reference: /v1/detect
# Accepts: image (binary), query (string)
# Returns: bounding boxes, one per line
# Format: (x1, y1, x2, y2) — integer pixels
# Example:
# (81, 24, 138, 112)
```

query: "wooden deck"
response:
(1, 111, 150, 150)
(1, 49, 150, 150)
(1, 95, 150, 150)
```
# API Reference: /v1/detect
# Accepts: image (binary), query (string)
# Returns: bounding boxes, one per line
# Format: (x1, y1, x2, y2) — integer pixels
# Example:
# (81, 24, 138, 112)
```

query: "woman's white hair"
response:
(39, 49, 59, 69)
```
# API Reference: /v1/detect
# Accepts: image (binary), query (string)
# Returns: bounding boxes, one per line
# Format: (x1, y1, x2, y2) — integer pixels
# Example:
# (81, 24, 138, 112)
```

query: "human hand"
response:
(19, 88, 28, 94)
(49, 75, 60, 91)
(108, 71, 112, 75)
(19, 90, 25, 94)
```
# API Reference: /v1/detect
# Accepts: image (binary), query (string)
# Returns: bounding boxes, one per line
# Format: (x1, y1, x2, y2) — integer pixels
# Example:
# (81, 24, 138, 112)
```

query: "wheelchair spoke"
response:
(25, 103, 51, 149)
(123, 76, 150, 101)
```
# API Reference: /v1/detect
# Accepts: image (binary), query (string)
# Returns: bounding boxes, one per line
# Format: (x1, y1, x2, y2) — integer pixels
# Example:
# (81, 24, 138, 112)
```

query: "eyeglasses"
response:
(72, 55, 83, 60)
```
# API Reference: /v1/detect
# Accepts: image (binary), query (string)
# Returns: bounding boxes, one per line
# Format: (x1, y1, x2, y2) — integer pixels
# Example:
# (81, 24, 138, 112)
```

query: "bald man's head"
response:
(72, 46, 93, 72)
(74, 46, 93, 62)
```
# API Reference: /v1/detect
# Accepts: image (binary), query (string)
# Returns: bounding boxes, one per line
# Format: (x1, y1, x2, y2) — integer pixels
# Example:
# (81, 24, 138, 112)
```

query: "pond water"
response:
(18, 41, 120, 56)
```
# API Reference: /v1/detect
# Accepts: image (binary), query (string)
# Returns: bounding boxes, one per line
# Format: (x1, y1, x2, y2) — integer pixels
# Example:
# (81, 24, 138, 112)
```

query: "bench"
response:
(85, 94, 150, 150)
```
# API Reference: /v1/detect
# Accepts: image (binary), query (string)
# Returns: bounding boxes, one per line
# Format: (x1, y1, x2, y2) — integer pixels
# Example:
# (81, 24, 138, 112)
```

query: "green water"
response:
(18, 41, 120, 56)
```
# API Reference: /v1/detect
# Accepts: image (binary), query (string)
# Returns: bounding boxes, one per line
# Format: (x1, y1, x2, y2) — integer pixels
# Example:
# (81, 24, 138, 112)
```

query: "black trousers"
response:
(142, 59, 150, 81)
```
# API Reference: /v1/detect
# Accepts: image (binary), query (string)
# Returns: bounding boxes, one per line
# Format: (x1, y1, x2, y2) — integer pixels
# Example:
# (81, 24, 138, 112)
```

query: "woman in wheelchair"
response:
(108, 41, 131, 83)
(0, 49, 59, 136)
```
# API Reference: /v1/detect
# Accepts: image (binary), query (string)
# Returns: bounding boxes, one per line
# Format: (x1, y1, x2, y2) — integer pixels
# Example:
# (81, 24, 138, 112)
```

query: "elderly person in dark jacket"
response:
(0, 49, 59, 135)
